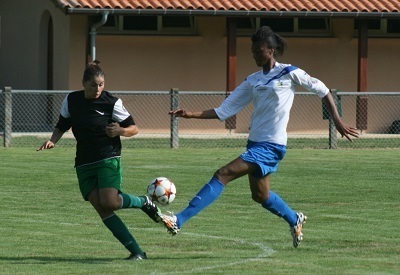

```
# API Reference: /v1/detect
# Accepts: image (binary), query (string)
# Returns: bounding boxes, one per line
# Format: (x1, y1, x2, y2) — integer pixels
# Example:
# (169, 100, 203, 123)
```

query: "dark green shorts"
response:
(76, 157, 122, 200)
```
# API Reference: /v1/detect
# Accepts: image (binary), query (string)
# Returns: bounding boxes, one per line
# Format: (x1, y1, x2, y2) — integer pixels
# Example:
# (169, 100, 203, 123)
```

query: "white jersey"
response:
(214, 62, 329, 145)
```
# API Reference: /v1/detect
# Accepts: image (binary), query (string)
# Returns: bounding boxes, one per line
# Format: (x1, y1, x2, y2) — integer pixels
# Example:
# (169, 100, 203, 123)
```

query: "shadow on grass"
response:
(0, 256, 115, 264)
(0, 255, 210, 264)
(0, 254, 245, 263)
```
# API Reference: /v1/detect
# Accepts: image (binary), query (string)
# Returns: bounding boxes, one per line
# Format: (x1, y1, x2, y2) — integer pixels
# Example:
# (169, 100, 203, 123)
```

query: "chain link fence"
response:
(1, 88, 400, 149)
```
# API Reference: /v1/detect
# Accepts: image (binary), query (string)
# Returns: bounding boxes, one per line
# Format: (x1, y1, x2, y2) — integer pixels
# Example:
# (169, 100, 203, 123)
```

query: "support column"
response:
(170, 88, 179, 149)
(225, 18, 237, 131)
(357, 20, 368, 132)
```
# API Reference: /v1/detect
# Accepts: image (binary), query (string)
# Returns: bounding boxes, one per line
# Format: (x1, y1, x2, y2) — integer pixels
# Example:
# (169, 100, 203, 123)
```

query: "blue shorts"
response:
(240, 140, 286, 178)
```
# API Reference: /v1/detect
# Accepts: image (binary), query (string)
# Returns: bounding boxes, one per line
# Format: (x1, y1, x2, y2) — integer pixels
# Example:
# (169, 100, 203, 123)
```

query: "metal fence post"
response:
(328, 117, 338, 149)
(170, 88, 179, 149)
(329, 89, 340, 149)
(4, 87, 12, 148)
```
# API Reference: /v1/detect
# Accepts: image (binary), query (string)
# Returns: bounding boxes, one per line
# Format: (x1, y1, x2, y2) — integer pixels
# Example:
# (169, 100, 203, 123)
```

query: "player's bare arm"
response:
(169, 109, 218, 119)
(37, 128, 65, 151)
(322, 93, 359, 142)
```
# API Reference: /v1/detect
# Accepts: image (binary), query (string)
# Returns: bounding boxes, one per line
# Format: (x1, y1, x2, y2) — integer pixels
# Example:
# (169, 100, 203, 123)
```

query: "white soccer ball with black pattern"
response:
(147, 177, 176, 206)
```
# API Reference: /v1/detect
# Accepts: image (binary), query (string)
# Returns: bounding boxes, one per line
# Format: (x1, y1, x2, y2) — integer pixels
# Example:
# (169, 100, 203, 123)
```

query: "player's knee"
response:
(251, 192, 268, 204)
(213, 170, 221, 180)
(214, 166, 231, 179)
(100, 198, 120, 211)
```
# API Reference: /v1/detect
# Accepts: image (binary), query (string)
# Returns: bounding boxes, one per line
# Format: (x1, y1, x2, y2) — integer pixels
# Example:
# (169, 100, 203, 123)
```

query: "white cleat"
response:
(291, 212, 307, 248)
(160, 212, 179, 235)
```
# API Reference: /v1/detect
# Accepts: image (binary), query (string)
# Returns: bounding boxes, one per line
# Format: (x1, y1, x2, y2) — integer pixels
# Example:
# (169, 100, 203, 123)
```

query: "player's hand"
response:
(37, 140, 55, 151)
(105, 122, 122, 138)
(168, 109, 191, 118)
(335, 122, 359, 142)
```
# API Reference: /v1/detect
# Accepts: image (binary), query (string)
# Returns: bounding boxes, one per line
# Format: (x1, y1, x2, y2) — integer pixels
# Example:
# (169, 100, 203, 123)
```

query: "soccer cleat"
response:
(124, 252, 147, 260)
(290, 212, 307, 248)
(141, 196, 162, 223)
(160, 212, 179, 235)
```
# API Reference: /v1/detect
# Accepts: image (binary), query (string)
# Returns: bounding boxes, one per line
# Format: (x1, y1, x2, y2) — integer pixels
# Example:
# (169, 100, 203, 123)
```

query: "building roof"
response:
(52, 0, 400, 17)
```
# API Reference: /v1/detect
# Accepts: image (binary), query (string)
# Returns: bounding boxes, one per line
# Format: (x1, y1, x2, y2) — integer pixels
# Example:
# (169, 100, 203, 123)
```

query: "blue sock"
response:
(262, 191, 297, 226)
(176, 177, 225, 228)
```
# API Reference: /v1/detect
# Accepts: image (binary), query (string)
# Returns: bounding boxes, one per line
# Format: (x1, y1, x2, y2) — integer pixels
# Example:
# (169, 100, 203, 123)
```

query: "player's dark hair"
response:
(251, 26, 287, 57)
(83, 60, 105, 82)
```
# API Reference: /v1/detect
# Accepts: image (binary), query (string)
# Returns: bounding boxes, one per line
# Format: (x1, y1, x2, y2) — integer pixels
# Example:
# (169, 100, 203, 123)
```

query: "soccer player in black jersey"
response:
(38, 60, 161, 260)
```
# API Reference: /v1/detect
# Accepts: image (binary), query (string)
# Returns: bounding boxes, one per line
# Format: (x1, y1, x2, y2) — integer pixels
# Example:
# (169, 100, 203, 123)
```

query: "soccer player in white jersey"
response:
(37, 61, 163, 260)
(162, 26, 359, 247)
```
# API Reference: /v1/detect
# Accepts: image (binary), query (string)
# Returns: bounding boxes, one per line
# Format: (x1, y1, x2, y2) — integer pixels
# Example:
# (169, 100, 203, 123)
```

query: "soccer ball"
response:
(147, 177, 176, 206)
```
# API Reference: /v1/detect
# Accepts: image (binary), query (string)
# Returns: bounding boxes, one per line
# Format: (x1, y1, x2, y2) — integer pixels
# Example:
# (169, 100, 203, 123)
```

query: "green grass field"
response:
(7, 135, 400, 149)
(0, 147, 399, 274)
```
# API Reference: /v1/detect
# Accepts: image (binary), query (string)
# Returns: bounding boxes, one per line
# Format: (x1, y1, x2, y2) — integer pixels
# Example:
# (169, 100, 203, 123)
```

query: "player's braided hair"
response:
(251, 26, 287, 57)
(83, 60, 105, 82)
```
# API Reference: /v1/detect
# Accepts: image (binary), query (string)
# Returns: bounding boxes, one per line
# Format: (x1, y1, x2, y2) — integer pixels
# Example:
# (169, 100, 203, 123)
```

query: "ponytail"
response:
(83, 60, 105, 82)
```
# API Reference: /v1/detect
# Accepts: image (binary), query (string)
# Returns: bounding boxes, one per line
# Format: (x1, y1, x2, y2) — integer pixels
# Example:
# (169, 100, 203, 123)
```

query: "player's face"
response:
(251, 42, 274, 67)
(83, 76, 105, 99)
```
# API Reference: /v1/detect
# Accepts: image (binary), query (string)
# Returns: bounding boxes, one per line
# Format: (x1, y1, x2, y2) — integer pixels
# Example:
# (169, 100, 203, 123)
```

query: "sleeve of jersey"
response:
(290, 68, 329, 98)
(214, 80, 253, 121)
(113, 98, 135, 127)
(55, 115, 72, 132)
(55, 95, 72, 132)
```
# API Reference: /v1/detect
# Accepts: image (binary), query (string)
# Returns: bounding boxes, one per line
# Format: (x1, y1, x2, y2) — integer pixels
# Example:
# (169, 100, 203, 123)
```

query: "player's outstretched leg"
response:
(261, 191, 307, 247)
(262, 191, 297, 224)
(290, 212, 307, 248)
(140, 195, 162, 223)
(161, 177, 225, 235)
(160, 212, 179, 235)
(119, 194, 163, 223)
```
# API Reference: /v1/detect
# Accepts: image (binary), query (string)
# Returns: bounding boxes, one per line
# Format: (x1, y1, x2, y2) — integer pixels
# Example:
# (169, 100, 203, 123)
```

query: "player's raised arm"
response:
(169, 109, 218, 119)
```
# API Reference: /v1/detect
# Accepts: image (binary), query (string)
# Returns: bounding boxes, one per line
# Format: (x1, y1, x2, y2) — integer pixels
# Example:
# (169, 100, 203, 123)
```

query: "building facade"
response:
(1, 0, 399, 134)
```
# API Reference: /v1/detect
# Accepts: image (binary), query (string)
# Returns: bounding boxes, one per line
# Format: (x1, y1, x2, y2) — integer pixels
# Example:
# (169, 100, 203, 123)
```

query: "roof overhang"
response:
(58, 8, 400, 19)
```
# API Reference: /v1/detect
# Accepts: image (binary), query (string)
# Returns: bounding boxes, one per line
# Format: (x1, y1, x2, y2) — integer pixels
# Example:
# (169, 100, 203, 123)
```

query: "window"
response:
(354, 19, 400, 36)
(260, 18, 294, 32)
(163, 16, 192, 28)
(123, 16, 157, 31)
(237, 17, 331, 36)
(102, 15, 117, 28)
(298, 18, 330, 31)
(236, 17, 254, 29)
(93, 15, 196, 35)
(387, 20, 400, 33)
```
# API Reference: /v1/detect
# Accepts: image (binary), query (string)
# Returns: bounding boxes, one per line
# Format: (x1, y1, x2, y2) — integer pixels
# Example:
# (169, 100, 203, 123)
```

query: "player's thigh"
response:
(98, 158, 123, 191)
(87, 186, 101, 208)
(87, 187, 114, 218)
(76, 165, 98, 201)
(216, 157, 257, 184)
(98, 187, 121, 210)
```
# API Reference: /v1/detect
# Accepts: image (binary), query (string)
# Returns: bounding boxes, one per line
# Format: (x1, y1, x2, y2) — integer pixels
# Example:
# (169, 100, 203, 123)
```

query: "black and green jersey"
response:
(55, 90, 135, 167)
